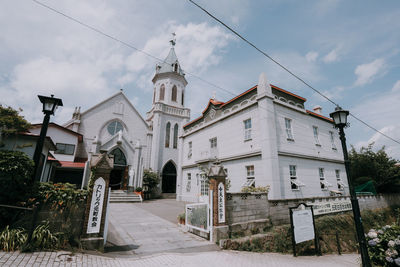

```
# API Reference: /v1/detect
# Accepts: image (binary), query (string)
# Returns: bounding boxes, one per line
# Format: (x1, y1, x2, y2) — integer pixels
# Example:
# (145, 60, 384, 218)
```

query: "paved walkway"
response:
(0, 250, 360, 266)
(106, 201, 218, 256)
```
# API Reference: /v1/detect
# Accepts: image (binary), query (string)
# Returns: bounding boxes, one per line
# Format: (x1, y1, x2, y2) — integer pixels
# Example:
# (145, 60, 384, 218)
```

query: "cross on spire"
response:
(170, 32, 176, 47)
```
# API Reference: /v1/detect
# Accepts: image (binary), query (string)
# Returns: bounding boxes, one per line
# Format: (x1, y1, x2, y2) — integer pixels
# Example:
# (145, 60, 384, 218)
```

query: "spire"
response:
(156, 34, 184, 76)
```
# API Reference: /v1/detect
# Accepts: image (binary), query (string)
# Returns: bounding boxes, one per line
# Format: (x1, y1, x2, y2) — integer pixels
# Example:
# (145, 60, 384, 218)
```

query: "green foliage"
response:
(30, 222, 59, 250)
(224, 206, 400, 255)
(0, 150, 34, 228)
(241, 186, 270, 193)
(366, 224, 400, 266)
(0, 105, 31, 136)
(349, 144, 400, 193)
(143, 169, 159, 191)
(32, 182, 88, 212)
(0, 226, 27, 251)
(135, 187, 143, 192)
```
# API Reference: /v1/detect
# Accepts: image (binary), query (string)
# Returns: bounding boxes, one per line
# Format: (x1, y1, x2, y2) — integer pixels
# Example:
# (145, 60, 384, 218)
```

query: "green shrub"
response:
(30, 222, 59, 250)
(143, 169, 159, 192)
(0, 226, 27, 251)
(241, 186, 270, 193)
(135, 187, 143, 192)
(0, 150, 34, 228)
(366, 224, 400, 266)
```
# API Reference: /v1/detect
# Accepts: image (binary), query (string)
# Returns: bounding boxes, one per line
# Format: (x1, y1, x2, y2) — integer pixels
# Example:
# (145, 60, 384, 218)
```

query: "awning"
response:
(59, 161, 86, 168)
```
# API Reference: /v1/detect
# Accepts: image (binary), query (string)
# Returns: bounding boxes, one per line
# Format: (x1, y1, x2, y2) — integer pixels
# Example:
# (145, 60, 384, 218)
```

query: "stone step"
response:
(110, 193, 142, 203)
(162, 193, 176, 199)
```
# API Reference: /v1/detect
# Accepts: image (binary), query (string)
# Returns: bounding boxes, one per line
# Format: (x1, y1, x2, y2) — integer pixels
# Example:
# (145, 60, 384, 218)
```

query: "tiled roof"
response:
(306, 110, 333, 122)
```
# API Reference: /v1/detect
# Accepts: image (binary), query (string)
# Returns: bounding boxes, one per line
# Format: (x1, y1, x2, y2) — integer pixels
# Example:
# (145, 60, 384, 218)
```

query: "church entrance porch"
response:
(161, 161, 177, 193)
(109, 148, 128, 190)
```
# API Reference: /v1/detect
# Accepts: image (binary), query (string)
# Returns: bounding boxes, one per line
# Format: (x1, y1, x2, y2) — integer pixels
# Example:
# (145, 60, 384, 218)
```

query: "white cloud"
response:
(391, 80, 400, 92)
(306, 51, 318, 62)
(354, 58, 386, 86)
(323, 49, 339, 63)
(351, 80, 400, 159)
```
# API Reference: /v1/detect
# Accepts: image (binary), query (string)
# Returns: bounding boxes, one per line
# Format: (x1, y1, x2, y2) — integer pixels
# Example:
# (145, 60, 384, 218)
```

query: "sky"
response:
(1, 0, 399, 159)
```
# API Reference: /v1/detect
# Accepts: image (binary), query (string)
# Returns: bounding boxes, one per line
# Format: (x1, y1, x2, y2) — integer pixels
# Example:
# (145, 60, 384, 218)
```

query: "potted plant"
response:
(134, 187, 144, 198)
(177, 212, 185, 225)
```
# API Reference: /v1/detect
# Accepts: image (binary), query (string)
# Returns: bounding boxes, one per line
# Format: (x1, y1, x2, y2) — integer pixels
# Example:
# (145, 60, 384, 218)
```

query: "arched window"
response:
(159, 84, 165, 101)
(174, 63, 178, 72)
(173, 123, 178, 149)
(165, 122, 171, 148)
(171, 85, 177, 102)
(107, 121, 123, 135)
(181, 91, 184, 105)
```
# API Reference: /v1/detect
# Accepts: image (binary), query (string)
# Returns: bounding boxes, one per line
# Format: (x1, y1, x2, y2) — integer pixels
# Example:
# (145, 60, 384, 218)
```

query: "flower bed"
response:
(366, 224, 400, 266)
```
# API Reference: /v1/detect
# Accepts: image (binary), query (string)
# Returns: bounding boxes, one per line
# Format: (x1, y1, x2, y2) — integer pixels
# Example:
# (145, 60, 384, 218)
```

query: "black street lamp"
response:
(31, 94, 63, 183)
(330, 106, 371, 267)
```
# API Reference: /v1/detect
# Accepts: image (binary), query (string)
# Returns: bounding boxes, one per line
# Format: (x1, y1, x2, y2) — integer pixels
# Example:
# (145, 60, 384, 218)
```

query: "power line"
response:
(31, 0, 237, 98)
(31, 0, 400, 145)
(188, 0, 400, 146)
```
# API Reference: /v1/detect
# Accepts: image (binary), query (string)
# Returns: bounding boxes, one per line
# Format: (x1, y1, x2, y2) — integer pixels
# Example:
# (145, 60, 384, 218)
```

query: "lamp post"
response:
(32, 94, 63, 183)
(330, 106, 370, 267)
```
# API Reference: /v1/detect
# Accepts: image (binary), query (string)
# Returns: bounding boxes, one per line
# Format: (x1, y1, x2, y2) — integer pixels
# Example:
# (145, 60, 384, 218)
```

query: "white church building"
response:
(32, 40, 348, 200)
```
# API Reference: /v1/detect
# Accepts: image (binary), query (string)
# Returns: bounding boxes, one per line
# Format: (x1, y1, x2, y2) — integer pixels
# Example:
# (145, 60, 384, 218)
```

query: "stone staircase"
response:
(162, 193, 176, 199)
(110, 190, 142, 203)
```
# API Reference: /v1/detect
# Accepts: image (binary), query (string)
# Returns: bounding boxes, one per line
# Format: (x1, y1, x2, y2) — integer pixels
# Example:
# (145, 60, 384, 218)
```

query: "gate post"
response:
(81, 153, 113, 251)
(208, 161, 229, 243)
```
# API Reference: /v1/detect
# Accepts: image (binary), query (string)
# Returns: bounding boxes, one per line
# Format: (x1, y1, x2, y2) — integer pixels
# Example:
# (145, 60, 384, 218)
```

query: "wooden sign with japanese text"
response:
(87, 177, 106, 234)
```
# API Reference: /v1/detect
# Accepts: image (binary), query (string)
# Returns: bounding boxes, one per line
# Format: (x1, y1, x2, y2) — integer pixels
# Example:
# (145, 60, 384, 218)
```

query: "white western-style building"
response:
(24, 40, 348, 201)
(177, 73, 348, 202)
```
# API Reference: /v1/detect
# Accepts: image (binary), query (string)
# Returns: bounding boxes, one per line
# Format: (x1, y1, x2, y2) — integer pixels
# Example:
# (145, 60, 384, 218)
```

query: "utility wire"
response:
(188, 0, 400, 146)
(31, 0, 237, 98)
(31, 0, 400, 145)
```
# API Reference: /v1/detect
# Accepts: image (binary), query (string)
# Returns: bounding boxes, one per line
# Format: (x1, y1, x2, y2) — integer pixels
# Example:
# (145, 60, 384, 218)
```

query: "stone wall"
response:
(226, 192, 269, 224)
(225, 192, 271, 237)
(36, 203, 86, 242)
(268, 194, 400, 225)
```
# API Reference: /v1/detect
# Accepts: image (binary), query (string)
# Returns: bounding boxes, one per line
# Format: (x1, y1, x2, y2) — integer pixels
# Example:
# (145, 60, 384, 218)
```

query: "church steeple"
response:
(155, 33, 185, 77)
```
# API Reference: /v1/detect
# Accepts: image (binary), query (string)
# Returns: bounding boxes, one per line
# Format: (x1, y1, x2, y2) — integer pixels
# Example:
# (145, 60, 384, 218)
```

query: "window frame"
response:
(313, 126, 321, 146)
(171, 85, 177, 102)
(285, 118, 294, 141)
(186, 173, 191, 193)
(244, 118, 252, 141)
(159, 84, 165, 101)
(319, 168, 329, 190)
(107, 121, 123, 135)
(55, 143, 75, 155)
(165, 122, 171, 148)
(200, 174, 209, 196)
(188, 141, 192, 159)
(330, 131, 337, 150)
(173, 123, 178, 149)
(210, 137, 217, 149)
(289, 165, 299, 190)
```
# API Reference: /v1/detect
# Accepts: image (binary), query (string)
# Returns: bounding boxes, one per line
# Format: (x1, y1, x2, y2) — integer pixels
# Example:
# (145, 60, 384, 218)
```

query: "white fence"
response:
(185, 203, 210, 233)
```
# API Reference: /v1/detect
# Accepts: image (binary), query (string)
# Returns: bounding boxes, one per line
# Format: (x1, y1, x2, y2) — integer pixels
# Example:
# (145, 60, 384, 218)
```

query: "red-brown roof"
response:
(306, 110, 333, 123)
(31, 123, 83, 142)
(184, 84, 306, 128)
(59, 161, 86, 168)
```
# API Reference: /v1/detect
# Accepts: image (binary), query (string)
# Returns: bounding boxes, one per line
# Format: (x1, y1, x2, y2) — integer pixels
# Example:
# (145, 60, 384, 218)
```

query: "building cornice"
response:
(278, 150, 344, 164)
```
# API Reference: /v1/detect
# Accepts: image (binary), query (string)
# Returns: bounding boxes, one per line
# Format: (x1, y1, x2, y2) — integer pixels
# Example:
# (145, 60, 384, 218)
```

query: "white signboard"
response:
(307, 199, 352, 216)
(292, 209, 315, 244)
(87, 177, 106, 234)
(217, 182, 225, 223)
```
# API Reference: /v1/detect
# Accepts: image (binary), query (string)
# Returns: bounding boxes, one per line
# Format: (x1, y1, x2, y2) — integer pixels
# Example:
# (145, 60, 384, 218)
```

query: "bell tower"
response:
(147, 35, 190, 194)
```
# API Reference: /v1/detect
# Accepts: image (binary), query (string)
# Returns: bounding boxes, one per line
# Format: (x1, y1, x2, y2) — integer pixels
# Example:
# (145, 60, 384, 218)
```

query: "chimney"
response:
(313, 105, 322, 114)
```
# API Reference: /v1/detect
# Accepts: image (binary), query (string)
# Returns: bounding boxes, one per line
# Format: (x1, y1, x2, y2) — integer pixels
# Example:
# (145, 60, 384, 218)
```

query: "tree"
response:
(0, 105, 31, 136)
(349, 143, 400, 193)
(143, 169, 159, 192)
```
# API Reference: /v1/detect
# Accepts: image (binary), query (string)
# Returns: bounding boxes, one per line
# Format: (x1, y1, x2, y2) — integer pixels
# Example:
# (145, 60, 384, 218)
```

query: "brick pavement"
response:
(0, 250, 360, 266)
